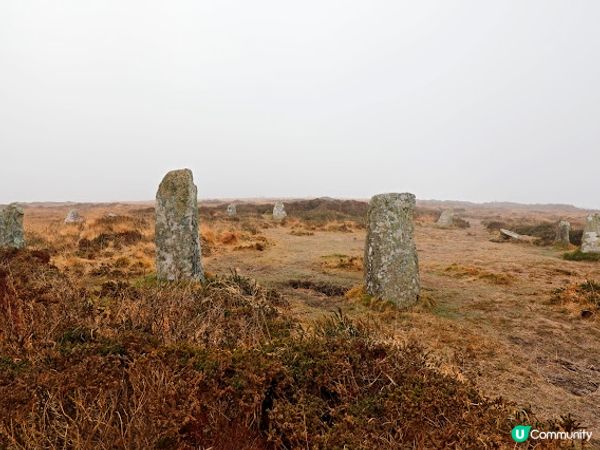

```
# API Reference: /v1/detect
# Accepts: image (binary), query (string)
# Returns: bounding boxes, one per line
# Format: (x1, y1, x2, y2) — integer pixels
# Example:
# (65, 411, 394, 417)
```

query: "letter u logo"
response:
(512, 426, 531, 443)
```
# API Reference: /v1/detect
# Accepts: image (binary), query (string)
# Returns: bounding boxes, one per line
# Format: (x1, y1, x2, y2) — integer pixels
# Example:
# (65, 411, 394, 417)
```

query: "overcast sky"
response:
(1, 1, 598, 207)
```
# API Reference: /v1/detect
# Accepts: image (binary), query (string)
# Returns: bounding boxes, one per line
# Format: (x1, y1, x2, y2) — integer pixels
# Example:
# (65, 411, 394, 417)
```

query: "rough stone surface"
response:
(155, 169, 204, 281)
(64, 209, 83, 224)
(498, 229, 535, 243)
(555, 220, 571, 246)
(0, 204, 25, 249)
(436, 209, 455, 227)
(581, 214, 600, 254)
(273, 201, 287, 221)
(226, 204, 237, 217)
(364, 193, 420, 308)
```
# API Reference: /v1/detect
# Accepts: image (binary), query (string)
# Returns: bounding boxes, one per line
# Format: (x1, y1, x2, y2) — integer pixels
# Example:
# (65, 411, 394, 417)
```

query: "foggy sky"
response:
(1, 1, 599, 207)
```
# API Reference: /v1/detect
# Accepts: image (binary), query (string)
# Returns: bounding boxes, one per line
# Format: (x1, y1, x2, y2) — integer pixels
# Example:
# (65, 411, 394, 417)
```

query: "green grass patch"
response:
(563, 250, 600, 262)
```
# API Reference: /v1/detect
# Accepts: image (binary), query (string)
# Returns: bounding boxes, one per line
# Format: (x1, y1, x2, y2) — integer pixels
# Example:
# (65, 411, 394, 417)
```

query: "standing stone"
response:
(155, 169, 204, 281)
(273, 201, 287, 222)
(436, 209, 455, 228)
(64, 209, 83, 224)
(364, 193, 420, 308)
(226, 204, 237, 217)
(581, 214, 600, 254)
(0, 204, 25, 249)
(555, 220, 571, 246)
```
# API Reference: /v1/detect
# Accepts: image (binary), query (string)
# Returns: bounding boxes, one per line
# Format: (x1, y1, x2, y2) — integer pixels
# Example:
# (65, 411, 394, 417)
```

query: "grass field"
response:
(1, 199, 598, 448)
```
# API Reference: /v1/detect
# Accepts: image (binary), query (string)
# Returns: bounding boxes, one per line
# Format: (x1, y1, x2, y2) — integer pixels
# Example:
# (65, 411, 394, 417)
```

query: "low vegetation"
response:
(4, 202, 594, 448)
(563, 250, 600, 262)
(552, 280, 600, 319)
(444, 263, 514, 285)
(0, 248, 569, 449)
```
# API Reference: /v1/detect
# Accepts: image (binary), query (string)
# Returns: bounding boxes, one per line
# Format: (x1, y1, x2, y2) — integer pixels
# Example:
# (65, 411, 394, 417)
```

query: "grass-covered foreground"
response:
(0, 249, 577, 449)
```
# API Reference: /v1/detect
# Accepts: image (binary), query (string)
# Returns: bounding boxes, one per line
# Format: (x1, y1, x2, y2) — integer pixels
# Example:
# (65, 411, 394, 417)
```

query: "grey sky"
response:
(1, 1, 598, 207)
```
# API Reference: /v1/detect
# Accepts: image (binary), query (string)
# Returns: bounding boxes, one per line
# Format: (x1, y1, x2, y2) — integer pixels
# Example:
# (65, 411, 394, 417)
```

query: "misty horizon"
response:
(2, 1, 599, 208)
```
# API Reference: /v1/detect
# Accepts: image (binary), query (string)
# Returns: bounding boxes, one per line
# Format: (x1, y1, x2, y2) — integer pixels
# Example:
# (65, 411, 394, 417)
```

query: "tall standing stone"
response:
(555, 220, 571, 246)
(226, 204, 237, 217)
(273, 201, 287, 222)
(436, 209, 455, 228)
(364, 193, 420, 308)
(0, 204, 25, 249)
(581, 214, 600, 254)
(155, 169, 204, 281)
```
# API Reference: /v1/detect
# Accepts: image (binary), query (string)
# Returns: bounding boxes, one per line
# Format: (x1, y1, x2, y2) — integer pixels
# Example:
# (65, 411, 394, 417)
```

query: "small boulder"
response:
(436, 209, 455, 228)
(64, 209, 83, 224)
(273, 201, 287, 222)
(226, 204, 237, 217)
(555, 220, 571, 246)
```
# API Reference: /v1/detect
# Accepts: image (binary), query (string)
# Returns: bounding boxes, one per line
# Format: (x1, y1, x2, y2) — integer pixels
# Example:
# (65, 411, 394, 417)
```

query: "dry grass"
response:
(444, 263, 515, 285)
(320, 254, 363, 271)
(2, 201, 598, 448)
(0, 248, 550, 449)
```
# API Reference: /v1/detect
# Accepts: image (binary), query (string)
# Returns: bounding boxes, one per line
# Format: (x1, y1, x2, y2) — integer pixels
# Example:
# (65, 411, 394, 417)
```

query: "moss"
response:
(563, 250, 600, 262)
(0, 356, 28, 373)
(157, 169, 195, 217)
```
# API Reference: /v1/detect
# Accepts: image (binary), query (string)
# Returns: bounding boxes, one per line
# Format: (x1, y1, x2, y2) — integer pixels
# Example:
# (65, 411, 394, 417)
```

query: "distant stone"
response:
(499, 228, 535, 243)
(104, 212, 119, 219)
(436, 209, 455, 227)
(64, 209, 83, 224)
(226, 204, 237, 217)
(555, 220, 571, 246)
(155, 169, 204, 281)
(500, 229, 523, 240)
(273, 201, 287, 222)
(0, 204, 25, 249)
(581, 214, 600, 254)
(364, 193, 420, 308)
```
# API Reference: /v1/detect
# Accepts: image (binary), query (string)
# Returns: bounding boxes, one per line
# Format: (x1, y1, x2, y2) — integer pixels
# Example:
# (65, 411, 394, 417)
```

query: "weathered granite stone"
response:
(226, 204, 237, 217)
(364, 193, 420, 308)
(155, 169, 204, 281)
(64, 209, 83, 224)
(499, 228, 534, 242)
(273, 201, 287, 221)
(581, 214, 600, 254)
(555, 220, 571, 246)
(436, 209, 455, 228)
(0, 204, 25, 249)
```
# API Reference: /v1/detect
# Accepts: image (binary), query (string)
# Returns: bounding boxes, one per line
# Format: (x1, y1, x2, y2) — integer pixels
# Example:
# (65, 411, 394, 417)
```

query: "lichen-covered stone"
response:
(364, 193, 420, 308)
(555, 220, 571, 246)
(155, 169, 204, 281)
(273, 201, 287, 222)
(226, 204, 237, 217)
(436, 209, 455, 228)
(581, 214, 600, 254)
(0, 203, 25, 249)
(64, 209, 83, 224)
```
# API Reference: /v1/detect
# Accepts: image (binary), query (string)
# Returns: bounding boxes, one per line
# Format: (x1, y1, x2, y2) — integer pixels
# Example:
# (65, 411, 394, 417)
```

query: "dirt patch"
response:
(287, 279, 348, 297)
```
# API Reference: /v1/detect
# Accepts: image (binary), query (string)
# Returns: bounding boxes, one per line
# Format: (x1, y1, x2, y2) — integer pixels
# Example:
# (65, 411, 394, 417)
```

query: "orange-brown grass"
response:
(551, 280, 600, 320)
(320, 254, 363, 271)
(0, 250, 561, 449)
(444, 263, 515, 285)
(6, 202, 598, 447)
